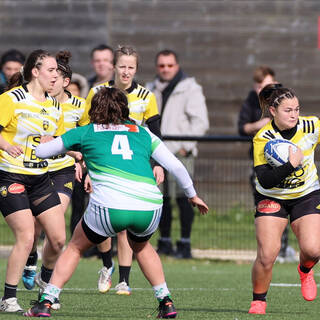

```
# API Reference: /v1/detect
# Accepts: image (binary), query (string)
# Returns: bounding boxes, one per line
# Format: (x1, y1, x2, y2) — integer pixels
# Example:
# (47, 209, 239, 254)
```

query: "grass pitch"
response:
(0, 257, 319, 319)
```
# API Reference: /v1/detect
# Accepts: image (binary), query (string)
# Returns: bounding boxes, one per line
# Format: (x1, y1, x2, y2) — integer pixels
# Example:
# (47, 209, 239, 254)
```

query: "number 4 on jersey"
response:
(111, 135, 133, 160)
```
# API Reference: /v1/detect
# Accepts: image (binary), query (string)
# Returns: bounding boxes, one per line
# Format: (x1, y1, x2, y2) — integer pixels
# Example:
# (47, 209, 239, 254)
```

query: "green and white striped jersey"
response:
(62, 122, 163, 210)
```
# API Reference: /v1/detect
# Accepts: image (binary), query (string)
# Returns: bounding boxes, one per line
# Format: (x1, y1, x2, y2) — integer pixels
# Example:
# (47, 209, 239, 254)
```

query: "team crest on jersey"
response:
(8, 183, 25, 194)
(257, 199, 281, 214)
(43, 120, 49, 131)
(0, 186, 7, 197)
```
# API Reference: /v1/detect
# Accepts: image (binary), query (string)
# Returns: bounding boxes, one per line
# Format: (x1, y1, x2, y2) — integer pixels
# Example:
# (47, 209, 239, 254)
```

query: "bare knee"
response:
(16, 232, 35, 253)
(48, 235, 66, 254)
(302, 246, 320, 262)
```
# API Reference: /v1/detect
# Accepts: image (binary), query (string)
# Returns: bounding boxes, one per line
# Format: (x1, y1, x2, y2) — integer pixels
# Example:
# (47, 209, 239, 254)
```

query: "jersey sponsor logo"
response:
(94, 124, 139, 132)
(64, 182, 73, 190)
(8, 183, 25, 194)
(257, 199, 281, 214)
(125, 124, 139, 132)
(0, 186, 7, 197)
(316, 204, 320, 210)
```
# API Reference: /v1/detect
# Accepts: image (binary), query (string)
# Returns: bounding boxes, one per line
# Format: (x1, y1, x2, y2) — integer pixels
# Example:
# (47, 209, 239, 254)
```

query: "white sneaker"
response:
(98, 262, 114, 293)
(51, 298, 61, 310)
(0, 297, 23, 312)
(115, 281, 132, 295)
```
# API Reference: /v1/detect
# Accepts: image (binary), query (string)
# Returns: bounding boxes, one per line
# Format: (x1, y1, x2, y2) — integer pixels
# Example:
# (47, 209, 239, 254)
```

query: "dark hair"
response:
(89, 87, 130, 125)
(113, 45, 138, 68)
(8, 49, 53, 89)
(155, 49, 179, 64)
(259, 84, 295, 118)
(56, 50, 72, 79)
(253, 65, 275, 84)
(1, 49, 25, 68)
(90, 44, 114, 58)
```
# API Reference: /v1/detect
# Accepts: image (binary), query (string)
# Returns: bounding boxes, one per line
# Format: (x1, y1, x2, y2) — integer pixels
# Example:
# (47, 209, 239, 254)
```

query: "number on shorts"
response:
(111, 135, 133, 160)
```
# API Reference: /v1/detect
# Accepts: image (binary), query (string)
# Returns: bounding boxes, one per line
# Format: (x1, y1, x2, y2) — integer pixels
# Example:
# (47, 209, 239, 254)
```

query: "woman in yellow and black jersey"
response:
(21, 51, 89, 301)
(249, 84, 320, 315)
(0, 49, 66, 312)
(86, 46, 164, 295)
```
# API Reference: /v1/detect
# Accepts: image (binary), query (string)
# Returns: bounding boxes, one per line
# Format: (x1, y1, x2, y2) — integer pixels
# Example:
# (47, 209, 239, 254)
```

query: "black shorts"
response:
(49, 165, 75, 198)
(254, 190, 320, 223)
(0, 170, 61, 217)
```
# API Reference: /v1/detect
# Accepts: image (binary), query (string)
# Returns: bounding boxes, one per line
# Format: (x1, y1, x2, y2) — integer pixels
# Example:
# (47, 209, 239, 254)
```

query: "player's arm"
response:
(151, 141, 208, 214)
(36, 136, 66, 158)
(146, 114, 161, 139)
(0, 95, 23, 157)
(0, 128, 23, 157)
(255, 163, 295, 189)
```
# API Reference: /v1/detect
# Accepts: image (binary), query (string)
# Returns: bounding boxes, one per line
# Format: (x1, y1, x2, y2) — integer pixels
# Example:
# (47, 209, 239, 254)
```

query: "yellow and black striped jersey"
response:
(0, 85, 65, 175)
(253, 116, 320, 200)
(48, 92, 89, 172)
(86, 80, 159, 125)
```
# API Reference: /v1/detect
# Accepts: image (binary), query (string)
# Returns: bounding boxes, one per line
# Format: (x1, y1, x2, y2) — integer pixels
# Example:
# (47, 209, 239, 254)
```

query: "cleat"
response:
(248, 300, 266, 314)
(23, 300, 51, 317)
(50, 298, 60, 311)
(0, 297, 23, 312)
(115, 281, 131, 295)
(298, 264, 317, 301)
(98, 261, 114, 293)
(23, 265, 37, 290)
(157, 296, 177, 318)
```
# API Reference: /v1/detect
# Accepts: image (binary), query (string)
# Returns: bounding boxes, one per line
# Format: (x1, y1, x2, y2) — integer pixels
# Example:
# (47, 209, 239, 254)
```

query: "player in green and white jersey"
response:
(25, 87, 208, 319)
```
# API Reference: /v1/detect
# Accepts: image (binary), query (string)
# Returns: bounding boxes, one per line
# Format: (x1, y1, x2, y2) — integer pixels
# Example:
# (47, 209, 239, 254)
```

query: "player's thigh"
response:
(5, 209, 35, 242)
(291, 214, 320, 254)
(255, 216, 288, 259)
(36, 204, 65, 245)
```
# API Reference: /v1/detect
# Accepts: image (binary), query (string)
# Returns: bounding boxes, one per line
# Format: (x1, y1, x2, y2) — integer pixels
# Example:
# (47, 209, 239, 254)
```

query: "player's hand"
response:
(40, 135, 54, 143)
(75, 162, 83, 183)
(6, 145, 24, 158)
(153, 166, 164, 185)
(84, 174, 93, 193)
(189, 196, 209, 215)
(289, 145, 303, 168)
(73, 152, 83, 161)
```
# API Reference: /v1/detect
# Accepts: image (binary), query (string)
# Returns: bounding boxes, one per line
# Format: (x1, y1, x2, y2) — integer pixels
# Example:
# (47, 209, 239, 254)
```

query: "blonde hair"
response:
(113, 45, 139, 68)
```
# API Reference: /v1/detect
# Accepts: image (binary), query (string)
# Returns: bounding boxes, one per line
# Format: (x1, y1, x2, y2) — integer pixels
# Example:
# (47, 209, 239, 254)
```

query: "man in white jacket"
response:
(146, 49, 209, 258)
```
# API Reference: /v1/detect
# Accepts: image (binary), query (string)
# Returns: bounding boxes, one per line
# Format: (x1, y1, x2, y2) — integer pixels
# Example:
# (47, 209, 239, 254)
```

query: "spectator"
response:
(0, 49, 25, 94)
(87, 44, 114, 88)
(146, 49, 209, 258)
(238, 66, 297, 263)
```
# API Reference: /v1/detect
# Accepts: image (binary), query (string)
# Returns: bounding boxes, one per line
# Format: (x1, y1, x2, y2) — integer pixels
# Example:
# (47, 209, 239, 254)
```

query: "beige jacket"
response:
(146, 77, 209, 156)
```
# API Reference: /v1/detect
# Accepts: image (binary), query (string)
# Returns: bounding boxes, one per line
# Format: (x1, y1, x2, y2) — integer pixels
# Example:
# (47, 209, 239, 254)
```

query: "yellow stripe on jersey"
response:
(253, 116, 320, 200)
(48, 93, 88, 172)
(0, 85, 65, 175)
(86, 80, 159, 125)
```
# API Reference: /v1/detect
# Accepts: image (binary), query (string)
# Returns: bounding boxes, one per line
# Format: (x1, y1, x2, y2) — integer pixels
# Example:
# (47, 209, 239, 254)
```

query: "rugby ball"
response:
(264, 139, 297, 167)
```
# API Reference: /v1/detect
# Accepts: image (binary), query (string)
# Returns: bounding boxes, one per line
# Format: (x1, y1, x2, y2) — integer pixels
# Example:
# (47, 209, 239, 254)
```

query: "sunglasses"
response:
(157, 64, 176, 69)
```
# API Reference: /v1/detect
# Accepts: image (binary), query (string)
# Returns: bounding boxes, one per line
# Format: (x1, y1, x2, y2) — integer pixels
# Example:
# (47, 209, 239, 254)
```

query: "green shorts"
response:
(82, 200, 162, 243)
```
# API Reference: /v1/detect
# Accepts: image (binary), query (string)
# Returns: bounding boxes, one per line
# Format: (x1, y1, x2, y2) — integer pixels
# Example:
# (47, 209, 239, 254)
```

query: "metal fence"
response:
(0, 136, 299, 259)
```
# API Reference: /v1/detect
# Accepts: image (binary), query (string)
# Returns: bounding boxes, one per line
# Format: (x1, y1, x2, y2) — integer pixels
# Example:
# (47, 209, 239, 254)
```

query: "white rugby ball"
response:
(264, 139, 297, 167)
